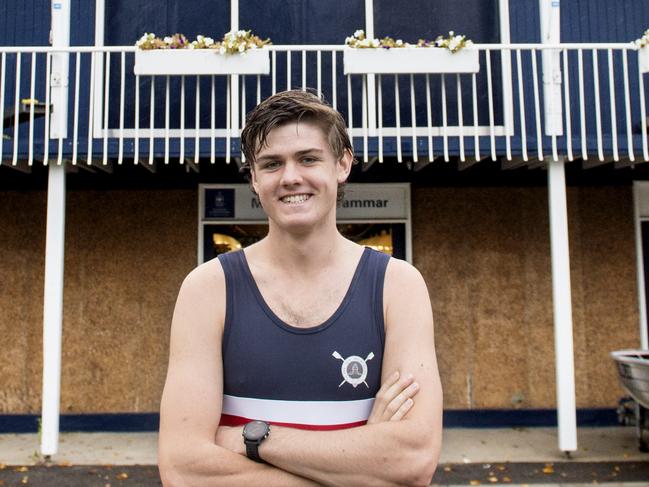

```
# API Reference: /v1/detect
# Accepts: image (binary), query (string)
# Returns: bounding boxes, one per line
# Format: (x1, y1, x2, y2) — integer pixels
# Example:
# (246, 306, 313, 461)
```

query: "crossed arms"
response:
(158, 257, 443, 487)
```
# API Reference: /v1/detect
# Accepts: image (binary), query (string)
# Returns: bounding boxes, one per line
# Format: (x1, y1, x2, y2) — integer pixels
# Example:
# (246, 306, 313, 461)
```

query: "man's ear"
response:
(337, 149, 353, 184)
(250, 164, 259, 194)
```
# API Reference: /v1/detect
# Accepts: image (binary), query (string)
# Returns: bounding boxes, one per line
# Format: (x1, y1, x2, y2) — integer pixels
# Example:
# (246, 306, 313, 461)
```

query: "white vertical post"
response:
(41, 0, 71, 457)
(92, 0, 105, 138)
(539, 0, 563, 136)
(49, 0, 71, 138)
(41, 164, 66, 456)
(498, 0, 515, 139)
(547, 156, 577, 453)
(633, 183, 649, 349)
(230, 0, 240, 137)
(365, 0, 377, 135)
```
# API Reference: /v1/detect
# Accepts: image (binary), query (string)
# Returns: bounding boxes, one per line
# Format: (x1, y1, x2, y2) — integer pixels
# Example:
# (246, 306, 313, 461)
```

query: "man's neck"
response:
(261, 222, 349, 274)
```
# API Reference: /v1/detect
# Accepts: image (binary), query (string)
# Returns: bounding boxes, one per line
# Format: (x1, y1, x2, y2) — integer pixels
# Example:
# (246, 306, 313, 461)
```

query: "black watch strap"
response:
(245, 439, 265, 463)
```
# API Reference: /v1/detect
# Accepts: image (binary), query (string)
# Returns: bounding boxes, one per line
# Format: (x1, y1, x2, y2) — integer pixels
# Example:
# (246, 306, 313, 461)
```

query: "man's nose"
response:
(280, 161, 303, 185)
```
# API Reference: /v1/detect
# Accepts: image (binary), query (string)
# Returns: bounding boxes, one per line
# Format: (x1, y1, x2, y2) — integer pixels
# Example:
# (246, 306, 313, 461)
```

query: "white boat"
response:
(611, 349, 649, 452)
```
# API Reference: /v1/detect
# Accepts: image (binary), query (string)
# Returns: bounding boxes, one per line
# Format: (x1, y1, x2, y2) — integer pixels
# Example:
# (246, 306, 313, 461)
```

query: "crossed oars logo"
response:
(332, 351, 375, 388)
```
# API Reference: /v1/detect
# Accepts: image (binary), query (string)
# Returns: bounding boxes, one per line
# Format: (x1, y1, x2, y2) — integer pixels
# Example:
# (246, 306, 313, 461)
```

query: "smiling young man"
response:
(158, 90, 443, 486)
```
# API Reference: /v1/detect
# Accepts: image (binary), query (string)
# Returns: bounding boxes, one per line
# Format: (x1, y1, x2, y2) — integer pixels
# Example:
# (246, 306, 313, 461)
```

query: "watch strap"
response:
(245, 439, 265, 463)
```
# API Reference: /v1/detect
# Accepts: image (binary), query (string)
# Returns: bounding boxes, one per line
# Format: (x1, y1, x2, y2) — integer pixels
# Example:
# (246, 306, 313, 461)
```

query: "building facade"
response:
(1, 1, 649, 453)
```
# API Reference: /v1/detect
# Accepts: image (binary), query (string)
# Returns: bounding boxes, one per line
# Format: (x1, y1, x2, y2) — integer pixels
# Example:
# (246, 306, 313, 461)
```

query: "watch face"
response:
(244, 421, 269, 440)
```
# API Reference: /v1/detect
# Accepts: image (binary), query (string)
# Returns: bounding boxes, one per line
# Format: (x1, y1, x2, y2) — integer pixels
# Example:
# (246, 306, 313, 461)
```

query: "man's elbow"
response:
(400, 436, 440, 486)
(158, 462, 189, 487)
(395, 451, 436, 486)
(159, 457, 189, 487)
(158, 449, 198, 487)
(409, 454, 438, 486)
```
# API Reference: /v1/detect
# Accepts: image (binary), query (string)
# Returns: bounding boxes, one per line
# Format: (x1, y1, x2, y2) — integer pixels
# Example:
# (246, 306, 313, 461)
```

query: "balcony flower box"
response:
(134, 48, 270, 76)
(640, 48, 649, 74)
(343, 47, 480, 75)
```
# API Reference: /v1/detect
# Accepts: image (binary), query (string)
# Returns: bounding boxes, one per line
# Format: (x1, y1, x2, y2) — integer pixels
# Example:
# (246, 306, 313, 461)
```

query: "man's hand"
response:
(367, 370, 419, 424)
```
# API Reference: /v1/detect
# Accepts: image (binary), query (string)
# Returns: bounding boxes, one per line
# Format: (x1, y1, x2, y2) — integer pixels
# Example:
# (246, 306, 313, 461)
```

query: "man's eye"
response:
(302, 157, 318, 164)
(262, 161, 280, 169)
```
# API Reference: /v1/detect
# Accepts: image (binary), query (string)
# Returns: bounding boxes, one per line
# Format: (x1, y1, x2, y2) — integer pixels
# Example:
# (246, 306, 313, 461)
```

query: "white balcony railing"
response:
(1, 43, 647, 170)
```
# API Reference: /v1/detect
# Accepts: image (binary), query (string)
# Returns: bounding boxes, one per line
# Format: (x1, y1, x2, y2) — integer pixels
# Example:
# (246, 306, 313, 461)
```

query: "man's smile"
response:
(280, 194, 312, 204)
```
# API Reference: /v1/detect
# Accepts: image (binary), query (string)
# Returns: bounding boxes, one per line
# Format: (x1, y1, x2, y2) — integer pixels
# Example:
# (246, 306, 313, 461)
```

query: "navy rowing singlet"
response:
(218, 247, 390, 430)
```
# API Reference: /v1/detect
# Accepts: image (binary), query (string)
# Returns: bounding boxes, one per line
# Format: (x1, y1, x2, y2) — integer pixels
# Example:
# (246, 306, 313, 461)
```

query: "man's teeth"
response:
(282, 194, 310, 204)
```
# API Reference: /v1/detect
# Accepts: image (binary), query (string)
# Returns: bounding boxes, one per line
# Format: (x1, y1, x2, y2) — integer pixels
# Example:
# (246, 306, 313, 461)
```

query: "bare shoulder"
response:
(181, 256, 226, 294)
(172, 256, 227, 336)
(383, 257, 432, 331)
(384, 257, 428, 296)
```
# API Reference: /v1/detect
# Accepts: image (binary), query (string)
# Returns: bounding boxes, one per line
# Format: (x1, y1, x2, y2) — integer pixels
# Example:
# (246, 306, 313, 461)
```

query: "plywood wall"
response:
(0, 185, 640, 413)
(412, 186, 639, 409)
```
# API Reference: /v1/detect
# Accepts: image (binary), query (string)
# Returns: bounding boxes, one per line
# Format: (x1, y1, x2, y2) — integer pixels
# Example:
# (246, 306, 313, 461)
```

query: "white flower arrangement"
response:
(135, 30, 270, 54)
(345, 29, 473, 53)
(634, 29, 649, 49)
(345, 30, 406, 49)
(217, 30, 271, 55)
(428, 31, 474, 53)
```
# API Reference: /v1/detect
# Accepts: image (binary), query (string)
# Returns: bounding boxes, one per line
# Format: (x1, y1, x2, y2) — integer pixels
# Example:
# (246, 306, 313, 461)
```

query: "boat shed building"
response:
(2, 0, 649, 456)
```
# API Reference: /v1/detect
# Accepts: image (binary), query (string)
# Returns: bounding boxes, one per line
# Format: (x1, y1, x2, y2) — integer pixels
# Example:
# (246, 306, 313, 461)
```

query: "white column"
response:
(49, 0, 71, 138)
(633, 182, 649, 349)
(499, 0, 515, 137)
(230, 0, 240, 134)
(547, 157, 577, 453)
(364, 0, 377, 135)
(92, 0, 105, 138)
(539, 0, 563, 135)
(41, 164, 66, 456)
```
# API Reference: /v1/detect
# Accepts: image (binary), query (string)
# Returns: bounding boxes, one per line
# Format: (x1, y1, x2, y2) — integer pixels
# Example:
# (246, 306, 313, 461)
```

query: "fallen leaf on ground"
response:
(0, 464, 5, 470)
(14, 466, 28, 472)
(104, 484, 111, 487)
(443, 466, 452, 472)
(614, 466, 620, 472)
(57, 461, 71, 467)
(116, 472, 128, 480)
(496, 465, 506, 471)
(20, 476, 28, 484)
(488, 476, 498, 483)
(469, 481, 481, 486)
(542, 464, 554, 474)
(502, 476, 512, 483)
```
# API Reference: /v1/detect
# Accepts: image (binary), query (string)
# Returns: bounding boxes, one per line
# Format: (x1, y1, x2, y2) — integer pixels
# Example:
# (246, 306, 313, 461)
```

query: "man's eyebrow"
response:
(256, 148, 324, 161)
(295, 148, 324, 157)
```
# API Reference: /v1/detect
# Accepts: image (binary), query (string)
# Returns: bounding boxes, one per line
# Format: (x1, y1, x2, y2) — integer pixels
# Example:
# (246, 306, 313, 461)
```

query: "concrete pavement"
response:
(0, 427, 647, 486)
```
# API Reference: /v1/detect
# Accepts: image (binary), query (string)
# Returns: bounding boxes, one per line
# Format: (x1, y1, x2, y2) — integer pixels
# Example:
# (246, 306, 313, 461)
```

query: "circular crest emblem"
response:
(332, 351, 375, 388)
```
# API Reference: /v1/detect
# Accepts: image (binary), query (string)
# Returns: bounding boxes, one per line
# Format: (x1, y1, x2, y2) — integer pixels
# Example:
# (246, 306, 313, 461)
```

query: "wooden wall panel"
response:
(412, 185, 639, 409)
(0, 185, 641, 413)
(0, 191, 46, 413)
(58, 190, 196, 413)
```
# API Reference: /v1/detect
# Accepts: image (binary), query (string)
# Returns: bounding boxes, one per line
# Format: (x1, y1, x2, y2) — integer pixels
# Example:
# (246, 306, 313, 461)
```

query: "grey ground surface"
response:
(0, 427, 647, 486)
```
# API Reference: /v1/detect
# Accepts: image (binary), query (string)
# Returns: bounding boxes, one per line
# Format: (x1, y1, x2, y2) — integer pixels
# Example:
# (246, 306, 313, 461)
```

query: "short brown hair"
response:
(240, 90, 355, 201)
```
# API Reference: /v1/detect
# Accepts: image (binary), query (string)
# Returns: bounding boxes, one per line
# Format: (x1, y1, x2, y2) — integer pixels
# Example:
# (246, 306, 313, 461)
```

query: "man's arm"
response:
(215, 258, 443, 487)
(158, 261, 318, 487)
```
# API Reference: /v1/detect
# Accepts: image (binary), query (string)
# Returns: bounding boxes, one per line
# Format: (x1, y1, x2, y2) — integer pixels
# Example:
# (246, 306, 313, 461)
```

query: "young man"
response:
(158, 90, 442, 486)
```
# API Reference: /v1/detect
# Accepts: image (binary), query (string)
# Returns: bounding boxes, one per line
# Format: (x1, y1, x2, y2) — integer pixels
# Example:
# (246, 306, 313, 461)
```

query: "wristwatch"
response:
(242, 420, 270, 463)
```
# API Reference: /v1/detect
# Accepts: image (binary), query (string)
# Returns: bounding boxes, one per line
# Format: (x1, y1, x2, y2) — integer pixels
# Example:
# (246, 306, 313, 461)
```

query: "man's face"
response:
(250, 121, 352, 234)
